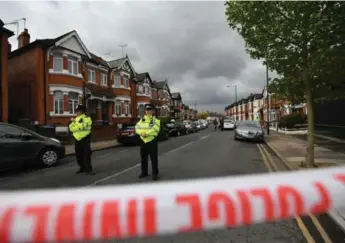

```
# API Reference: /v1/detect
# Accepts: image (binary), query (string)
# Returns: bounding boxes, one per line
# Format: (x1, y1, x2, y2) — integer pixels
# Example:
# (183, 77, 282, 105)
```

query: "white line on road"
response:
(90, 163, 140, 186)
(119, 149, 128, 153)
(199, 135, 210, 140)
(96, 154, 109, 158)
(168, 142, 193, 153)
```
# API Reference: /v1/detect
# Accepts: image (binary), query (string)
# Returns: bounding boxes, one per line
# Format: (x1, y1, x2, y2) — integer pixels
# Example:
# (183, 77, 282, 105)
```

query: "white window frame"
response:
(101, 73, 107, 86)
(138, 105, 145, 117)
(68, 92, 79, 114)
(53, 91, 64, 114)
(53, 56, 63, 72)
(115, 102, 121, 116)
(137, 85, 144, 94)
(123, 75, 130, 88)
(68, 58, 78, 75)
(88, 69, 96, 83)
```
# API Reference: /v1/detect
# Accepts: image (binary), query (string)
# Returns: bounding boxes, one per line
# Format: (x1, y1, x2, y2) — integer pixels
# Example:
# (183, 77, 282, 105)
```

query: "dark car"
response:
(166, 121, 187, 136)
(183, 120, 198, 134)
(117, 123, 169, 145)
(0, 122, 65, 171)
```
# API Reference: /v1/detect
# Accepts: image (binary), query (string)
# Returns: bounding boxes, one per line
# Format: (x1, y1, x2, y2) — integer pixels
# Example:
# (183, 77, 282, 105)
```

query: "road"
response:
(1, 127, 343, 242)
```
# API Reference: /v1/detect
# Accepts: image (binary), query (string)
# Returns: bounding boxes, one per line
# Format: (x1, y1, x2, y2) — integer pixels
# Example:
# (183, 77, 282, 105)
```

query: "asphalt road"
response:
(0, 126, 308, 243)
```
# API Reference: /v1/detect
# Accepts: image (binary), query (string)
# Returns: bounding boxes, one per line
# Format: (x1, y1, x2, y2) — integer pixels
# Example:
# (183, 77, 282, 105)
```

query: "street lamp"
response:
(226, 85, 237, 102)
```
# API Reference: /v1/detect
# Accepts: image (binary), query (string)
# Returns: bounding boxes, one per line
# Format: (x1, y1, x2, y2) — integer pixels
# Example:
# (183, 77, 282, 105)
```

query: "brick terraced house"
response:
(170, 92, 182, 119)
(0, 19, 14, 122)
(135, 72, 153, 117)
(152, 80, 171, 117)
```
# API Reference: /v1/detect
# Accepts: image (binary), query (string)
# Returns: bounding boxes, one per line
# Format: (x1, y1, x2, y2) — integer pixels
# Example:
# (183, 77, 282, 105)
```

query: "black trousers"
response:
(140, 138, 159, 175)
(75, 135, 93, 172)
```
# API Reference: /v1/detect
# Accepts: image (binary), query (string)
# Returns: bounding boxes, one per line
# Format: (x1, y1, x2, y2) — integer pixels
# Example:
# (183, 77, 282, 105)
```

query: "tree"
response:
(198, 112, 209, 119)
(225, 1, 345, 167)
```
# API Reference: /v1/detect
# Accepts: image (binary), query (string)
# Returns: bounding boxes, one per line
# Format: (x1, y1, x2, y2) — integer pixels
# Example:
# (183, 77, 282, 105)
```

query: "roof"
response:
(108, 57, 127, 69)
(0, 19, 15, 37)
(86, 83, 115, 99)
(136, 72, 153, 83)
(153, 81, 166, 89)
(171, 92, 181, 99)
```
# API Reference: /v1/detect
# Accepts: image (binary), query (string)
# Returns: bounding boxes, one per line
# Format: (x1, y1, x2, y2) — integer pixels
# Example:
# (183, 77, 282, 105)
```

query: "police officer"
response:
(69, 104, 95, 175)
(135, 104, 161, 181)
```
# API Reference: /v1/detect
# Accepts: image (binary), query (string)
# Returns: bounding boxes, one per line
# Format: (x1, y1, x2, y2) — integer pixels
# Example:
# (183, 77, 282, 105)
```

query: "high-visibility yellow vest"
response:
(135, 115, 161, 143)
(68, 114, 92, 141)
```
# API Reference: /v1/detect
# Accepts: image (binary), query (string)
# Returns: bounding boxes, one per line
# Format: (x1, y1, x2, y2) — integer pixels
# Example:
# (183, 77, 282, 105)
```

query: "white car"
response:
(223, 119, 235, 130)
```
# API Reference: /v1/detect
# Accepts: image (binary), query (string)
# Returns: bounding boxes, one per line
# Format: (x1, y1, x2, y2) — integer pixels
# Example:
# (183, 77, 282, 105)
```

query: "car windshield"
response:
(183, 121, 191, 124)
(238, 121, 260, 128)
(224, 119, 232, 122)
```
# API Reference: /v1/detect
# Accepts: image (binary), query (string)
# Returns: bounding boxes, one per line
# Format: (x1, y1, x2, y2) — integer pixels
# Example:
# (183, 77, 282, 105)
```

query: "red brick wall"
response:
(8, 47, 41, 123)
(0, 33, 10, 122)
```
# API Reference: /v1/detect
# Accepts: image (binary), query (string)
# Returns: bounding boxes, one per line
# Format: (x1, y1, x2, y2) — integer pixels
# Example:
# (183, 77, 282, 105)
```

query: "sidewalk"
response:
(65, 139, 119, 155)
(265, 132, 345, 232)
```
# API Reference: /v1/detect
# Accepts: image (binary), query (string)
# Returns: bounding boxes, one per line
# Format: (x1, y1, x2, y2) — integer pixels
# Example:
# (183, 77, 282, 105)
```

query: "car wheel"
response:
(165, 132, 169, 140)
(186, 130, 189, 135)
(38, 147, 59, 167)
(177, 131, 181, 136)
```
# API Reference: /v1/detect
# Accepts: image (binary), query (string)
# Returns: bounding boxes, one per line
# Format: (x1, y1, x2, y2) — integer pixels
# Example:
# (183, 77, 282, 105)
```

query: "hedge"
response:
(278, 113, 307, 129)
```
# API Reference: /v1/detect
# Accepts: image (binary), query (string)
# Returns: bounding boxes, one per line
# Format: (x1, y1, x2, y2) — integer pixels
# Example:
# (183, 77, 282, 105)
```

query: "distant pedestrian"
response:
(135, 103, 161, 181)
(213, 119, 218, 131)
(69, 104, 95, 175)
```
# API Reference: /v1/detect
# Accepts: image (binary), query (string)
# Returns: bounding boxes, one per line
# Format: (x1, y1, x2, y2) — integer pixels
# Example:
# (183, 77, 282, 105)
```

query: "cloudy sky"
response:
(1, 1, 271, 112)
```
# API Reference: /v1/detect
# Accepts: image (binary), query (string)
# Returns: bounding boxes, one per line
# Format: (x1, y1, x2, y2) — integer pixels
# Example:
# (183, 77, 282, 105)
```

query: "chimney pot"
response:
(18, 28, 30, 49)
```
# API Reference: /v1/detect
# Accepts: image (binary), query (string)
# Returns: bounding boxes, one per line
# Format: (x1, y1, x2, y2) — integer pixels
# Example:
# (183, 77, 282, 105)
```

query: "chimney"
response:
(96, 56, 102, 63)
(18, 28, 30, 49)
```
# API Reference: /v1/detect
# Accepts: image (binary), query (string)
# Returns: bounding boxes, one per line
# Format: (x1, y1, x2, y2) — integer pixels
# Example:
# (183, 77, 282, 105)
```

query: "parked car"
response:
(0, 122, 65, 171)
(234, 120, 264, 142)
(166, 121, 187, 136)
(183, 120, 198, 133)
(234, 120, 241, 129)
(223, 119, 235, 130)
(117, 123, 169, 145)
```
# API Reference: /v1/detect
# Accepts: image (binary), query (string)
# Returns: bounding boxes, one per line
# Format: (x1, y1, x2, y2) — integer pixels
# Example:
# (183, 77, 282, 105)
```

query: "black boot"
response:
(138, 173, 148, 179)
(152, 174, 159, 181)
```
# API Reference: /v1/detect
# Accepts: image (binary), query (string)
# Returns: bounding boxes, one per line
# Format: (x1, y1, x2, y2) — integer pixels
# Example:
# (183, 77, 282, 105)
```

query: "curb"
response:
(65, 144, 121, 157)
(264, 138, 345, 232)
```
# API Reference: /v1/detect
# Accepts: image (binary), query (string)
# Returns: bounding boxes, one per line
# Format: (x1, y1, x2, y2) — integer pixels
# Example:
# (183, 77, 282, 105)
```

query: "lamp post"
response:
(266, 65, 270, 135)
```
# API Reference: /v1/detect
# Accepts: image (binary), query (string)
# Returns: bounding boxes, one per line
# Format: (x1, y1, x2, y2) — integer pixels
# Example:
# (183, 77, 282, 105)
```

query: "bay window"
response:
(53, 54, 63, 72)
(53, 91, 64, 114)
(68, 92, 79, 114)
(123, 75, 130, 88)
(115, 102, 121, 116)
(138, 105, 145, 117)
(115, 74, 121, 87)
(68, 57, 78, 75)
(101, 73, 107, 86)
(137, 85, 144, 94)
(88, 69, 96, 83)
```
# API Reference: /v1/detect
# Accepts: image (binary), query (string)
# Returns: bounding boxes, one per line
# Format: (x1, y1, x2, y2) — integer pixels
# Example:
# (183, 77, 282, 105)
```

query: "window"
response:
(101, 73, 107, 86)
(54, 91, 64, 114)
(68, 57, 78, 75)
(115, 102, 121, 116)
(138, 105, 145, 117)
(0, 124, 25, 139)
(88, 69, 96, 83)
(53, 55, 63, 72)
(137, 85, 143, 94)
(115, 74, 121, 87)
(68, 92, 79, 114)
(123, 75, 130, 88)
(158, 90, 164, 98)
(125, 103, 130, 115)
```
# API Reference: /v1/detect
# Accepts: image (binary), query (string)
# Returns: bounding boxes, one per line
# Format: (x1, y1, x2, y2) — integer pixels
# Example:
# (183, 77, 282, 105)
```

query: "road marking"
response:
(169, 142, 193, 153)
(97, 154, 109, 158)
(258, 144, 333, 243)
(199, 135, 210, 140)
(119, 149, 128, 153)
(90, 163, 140, 186)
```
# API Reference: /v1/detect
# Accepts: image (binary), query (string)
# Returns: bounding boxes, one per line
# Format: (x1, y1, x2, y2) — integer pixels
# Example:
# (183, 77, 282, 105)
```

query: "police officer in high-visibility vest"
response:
(135, 103, 161, 181)
(69, 104, 95, 175)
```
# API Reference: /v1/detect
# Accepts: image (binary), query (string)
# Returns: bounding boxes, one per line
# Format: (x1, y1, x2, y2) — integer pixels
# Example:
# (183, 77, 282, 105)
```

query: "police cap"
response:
(76, 104, 86, 112)
(145, 103, 155, 110)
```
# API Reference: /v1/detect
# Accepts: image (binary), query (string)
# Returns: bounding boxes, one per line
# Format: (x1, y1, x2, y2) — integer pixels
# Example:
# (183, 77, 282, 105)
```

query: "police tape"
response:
(1, 166, 345, 243)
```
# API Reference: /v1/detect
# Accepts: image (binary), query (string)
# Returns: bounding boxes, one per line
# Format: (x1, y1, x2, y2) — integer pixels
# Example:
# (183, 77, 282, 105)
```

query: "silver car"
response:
(234, 120, 264, 142)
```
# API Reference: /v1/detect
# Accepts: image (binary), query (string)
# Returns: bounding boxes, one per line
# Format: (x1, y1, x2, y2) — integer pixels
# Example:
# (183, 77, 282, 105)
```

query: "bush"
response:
(278, 113, 306, 129)
(157, 116, 172, 126)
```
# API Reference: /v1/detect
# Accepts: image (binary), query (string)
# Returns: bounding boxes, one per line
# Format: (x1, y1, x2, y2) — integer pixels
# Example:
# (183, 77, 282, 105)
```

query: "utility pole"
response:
(266, 65, 270, 135)
(234, 85, 238, 102)
(119, 44, 127, 56)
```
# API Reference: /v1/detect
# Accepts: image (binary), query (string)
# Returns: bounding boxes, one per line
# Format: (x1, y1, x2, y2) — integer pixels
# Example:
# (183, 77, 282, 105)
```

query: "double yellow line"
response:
(257, 144, 332, 243)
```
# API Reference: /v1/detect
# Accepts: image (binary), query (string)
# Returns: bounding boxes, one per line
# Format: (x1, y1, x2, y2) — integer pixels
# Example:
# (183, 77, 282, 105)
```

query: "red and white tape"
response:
(1, 166, 345, 243)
